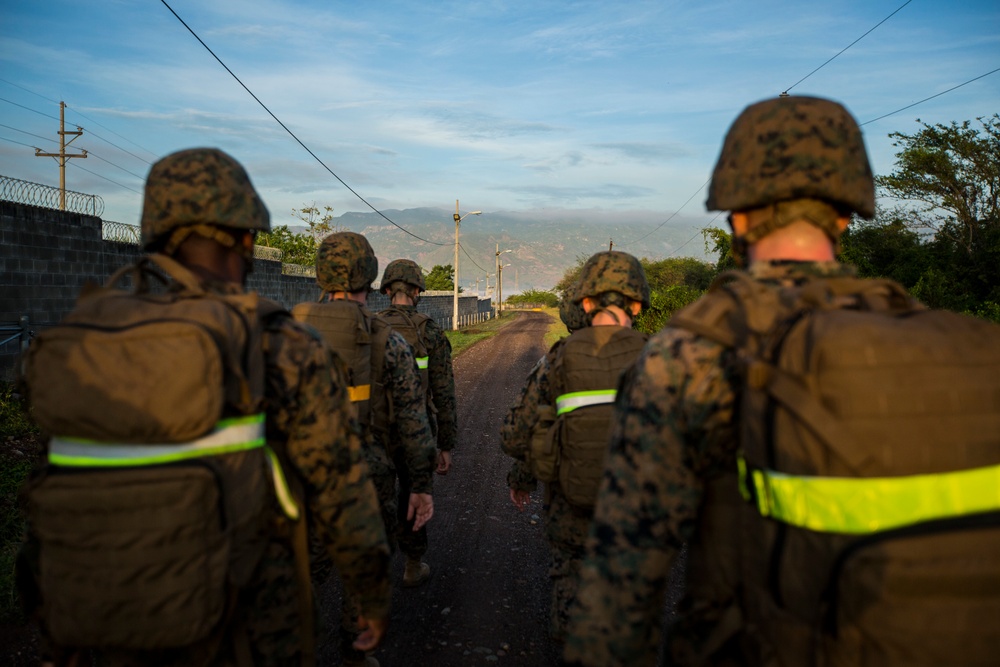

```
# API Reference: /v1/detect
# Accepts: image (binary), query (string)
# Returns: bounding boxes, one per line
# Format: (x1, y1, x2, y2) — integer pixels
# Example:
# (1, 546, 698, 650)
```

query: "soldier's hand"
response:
(407, 492, 434, 531)
(353, 614, 388, 651)
(435, 450, 452, 475)
(509, 488, 531, 512)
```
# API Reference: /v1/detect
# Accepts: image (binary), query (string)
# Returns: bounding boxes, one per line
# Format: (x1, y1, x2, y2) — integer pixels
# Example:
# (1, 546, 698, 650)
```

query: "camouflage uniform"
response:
(501, 253, 648, 643)
(307, 234, 436, 665)
(24, 149, 390, 667)
(564, 261, 858, 667)
(379, 302, 456, 560)
(564, 97, 879, 666)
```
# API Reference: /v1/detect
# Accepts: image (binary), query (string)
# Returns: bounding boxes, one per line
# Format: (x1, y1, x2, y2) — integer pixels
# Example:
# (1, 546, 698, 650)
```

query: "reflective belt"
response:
(48, 415, 301, 522)
(415, 356, 429, 370)
(265, 447, 301, 521)
(555, 389, 617, 416)
(737, 454, 1000, 535)
(348, 384, 371, 402)
(49, 414, 266, 467)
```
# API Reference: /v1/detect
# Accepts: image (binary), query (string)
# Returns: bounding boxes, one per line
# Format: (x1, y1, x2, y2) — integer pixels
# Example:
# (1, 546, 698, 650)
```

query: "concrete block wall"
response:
(1, 202, 495, 379)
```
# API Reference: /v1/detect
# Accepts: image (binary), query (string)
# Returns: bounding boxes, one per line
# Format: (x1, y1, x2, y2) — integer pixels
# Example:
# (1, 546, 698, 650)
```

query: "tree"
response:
(702, 226, 738, 273)
(507, 289, 559, 308)
(425, 264, 462, 292)
(877, 115, 999, 256)
(257, 203, 343, 266)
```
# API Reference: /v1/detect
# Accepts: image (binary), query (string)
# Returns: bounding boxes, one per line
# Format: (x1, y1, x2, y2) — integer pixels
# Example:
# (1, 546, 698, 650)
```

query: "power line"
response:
(0, 135, 41, 150)
(784, 0, 914, 95)
(159, 0, 449, 247)
(80, 147, 147, 181)
(667, 211, 725, 259)
(458, 242, 490, 273)
(0, 96, 61, 122)
(70, 161, 143, 195)
(1, 78, 159, 161)
(0, 122, 59, 145)
(616, 177, 711, 248)
(861, 66, 1000, 126)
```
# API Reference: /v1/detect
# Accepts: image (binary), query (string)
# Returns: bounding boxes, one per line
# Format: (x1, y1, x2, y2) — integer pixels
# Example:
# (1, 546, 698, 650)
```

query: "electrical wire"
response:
(458, 242, 490, 273)
(861, 66, 1000, 126)
(0, 135, 40, 150)
(0, 123, 59, 145)
(69, 161, 143, 195)
(783, 0, 914, 95)
(616, 177, 711, 248)
(667, 211, 725, 258)
(159, 0, 449, 247)
(0, 96, 61, 122)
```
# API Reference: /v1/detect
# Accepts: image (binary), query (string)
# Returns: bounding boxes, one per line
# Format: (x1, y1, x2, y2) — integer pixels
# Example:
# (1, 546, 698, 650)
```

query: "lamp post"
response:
(498, 262, 512, 315)
(453, 200, 482, 331)
(495, 243, 512, 315)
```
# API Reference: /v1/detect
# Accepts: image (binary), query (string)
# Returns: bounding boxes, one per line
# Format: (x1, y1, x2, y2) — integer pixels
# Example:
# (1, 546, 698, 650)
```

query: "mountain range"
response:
(298, 207, 714, 293)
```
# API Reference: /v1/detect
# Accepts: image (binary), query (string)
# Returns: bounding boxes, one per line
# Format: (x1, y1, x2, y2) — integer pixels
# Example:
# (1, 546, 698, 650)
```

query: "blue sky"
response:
(1, 0, 998, 256)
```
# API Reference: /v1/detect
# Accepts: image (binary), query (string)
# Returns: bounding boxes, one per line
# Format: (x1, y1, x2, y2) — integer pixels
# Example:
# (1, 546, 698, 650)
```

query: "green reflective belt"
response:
(737, 454, 1000, 535)
(555, 389, 617, 416)
(415, 356, 429, 370)
(265, 447, 301, 521)
(49, 414, 266, 467)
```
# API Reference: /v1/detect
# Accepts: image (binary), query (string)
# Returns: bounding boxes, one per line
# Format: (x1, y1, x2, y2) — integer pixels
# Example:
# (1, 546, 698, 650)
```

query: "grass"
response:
(0, 383, 39, 624)
(540, 306, 569, 349)
(445, 310, 525, 356)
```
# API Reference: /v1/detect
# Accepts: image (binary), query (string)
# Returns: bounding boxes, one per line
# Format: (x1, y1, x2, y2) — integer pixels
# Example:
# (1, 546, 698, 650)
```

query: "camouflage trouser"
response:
(339, 453, 398, 664)
(543, 485, 593, 643)
(393, 447, 428, 561)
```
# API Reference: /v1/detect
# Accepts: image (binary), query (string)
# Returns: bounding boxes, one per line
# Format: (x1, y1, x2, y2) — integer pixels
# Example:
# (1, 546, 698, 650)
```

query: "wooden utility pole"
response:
(35, 101, 87, 210)
(609, 238, 614, 251)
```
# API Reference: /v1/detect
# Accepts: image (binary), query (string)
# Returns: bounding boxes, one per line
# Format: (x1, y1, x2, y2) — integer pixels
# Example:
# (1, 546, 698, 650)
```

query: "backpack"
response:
(529, 326, 647, 508)
(669, 270, 1000, 666)
(378, 306, 436, 433)
(22, 254, 286, 652)
(291, 299, 393, 446)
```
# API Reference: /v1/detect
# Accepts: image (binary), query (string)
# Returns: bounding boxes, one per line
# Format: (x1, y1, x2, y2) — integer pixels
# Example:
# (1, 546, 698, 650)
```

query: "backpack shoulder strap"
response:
(369, 314, 393, 385)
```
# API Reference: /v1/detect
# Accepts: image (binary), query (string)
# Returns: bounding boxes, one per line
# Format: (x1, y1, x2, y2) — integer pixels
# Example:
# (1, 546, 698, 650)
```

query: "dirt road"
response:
(321, 310, 560, 666)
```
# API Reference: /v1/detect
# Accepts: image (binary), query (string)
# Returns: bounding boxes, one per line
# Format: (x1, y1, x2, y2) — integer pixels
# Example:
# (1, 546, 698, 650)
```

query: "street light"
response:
(498, 262, 512, 315)
(453, 200, 482, 331)
(495, 244, 512, 315)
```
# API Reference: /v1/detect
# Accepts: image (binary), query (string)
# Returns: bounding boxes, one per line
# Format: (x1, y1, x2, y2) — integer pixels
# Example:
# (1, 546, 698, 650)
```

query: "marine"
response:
(378, 258, 458, 587)
(19, 148, 390, 666)
(500, 253, 648, 643)
(564, 96, 1000, 666)
(292, 232, 437, 667)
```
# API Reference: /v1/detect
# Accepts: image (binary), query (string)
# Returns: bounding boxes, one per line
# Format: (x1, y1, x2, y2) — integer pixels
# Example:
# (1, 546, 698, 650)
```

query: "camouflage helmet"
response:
(316, 231, 378, 292)
(140, 147, 270, 250)
(706, 96, 875, 219)
(380, 259, 426, 293)
(573, 251, 650, 309)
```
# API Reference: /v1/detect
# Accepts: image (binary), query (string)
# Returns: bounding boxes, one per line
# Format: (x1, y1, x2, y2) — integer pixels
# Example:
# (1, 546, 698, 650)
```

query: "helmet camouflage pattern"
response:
(573, 251, 650, 309)
(316, 231, 378, 292)
(706, 95, 875, 219)
(380, 259, 426, 293)
(140, 147, 270, 250)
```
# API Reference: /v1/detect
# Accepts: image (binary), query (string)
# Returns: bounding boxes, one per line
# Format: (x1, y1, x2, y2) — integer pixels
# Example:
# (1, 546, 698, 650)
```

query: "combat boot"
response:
(402, 557, 430, 587)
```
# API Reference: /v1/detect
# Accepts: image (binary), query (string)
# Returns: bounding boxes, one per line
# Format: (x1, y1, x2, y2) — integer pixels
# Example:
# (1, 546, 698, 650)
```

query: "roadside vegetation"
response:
(445, 310, 519, 356)
(0, 383, 39, 623)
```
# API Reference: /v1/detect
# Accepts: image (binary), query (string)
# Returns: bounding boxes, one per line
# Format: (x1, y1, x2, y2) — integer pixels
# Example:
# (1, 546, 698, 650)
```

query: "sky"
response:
(1, 0, 998, 259)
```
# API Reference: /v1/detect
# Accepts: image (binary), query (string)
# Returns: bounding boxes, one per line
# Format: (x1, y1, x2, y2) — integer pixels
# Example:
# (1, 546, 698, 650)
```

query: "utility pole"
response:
(453, 201, 461, 331)
(35, 101, 87, 210)
(609, 238, 614, 251)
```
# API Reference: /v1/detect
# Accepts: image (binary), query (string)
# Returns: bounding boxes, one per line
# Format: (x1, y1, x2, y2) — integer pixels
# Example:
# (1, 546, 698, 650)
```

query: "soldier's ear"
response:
(581, 297, 596, 313)
(835, 216, 851, 234)
(730, 212, 749, 237)
(628, 301, 641, 316)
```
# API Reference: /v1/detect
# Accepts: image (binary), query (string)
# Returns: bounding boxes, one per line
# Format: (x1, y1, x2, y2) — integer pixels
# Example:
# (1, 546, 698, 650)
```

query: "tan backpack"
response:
(379, 306, 437, 433)
(529, 326, 647, 508)
(670, 271, 1000, 666)
(291, 299, 393, 446)
(22, 254, 289, 652)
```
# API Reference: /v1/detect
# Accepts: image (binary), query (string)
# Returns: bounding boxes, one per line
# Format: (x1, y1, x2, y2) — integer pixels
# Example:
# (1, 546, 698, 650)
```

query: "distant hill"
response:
(293, 207, 713, 293)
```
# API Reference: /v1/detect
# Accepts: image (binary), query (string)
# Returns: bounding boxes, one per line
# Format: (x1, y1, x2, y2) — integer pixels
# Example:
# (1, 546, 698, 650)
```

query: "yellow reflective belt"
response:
(348, 384, 371, 402)
(738, 454, 1000, 535)
(415, 356, 429, 370)
(556, 389, 617, 416)
(49, 414, 266, 467)
(265, 447, 301, 521)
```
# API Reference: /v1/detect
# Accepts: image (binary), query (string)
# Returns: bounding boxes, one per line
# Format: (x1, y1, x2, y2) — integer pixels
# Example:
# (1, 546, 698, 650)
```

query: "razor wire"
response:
(0, 174, 104, 216)
(102, 220, 141, 244)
